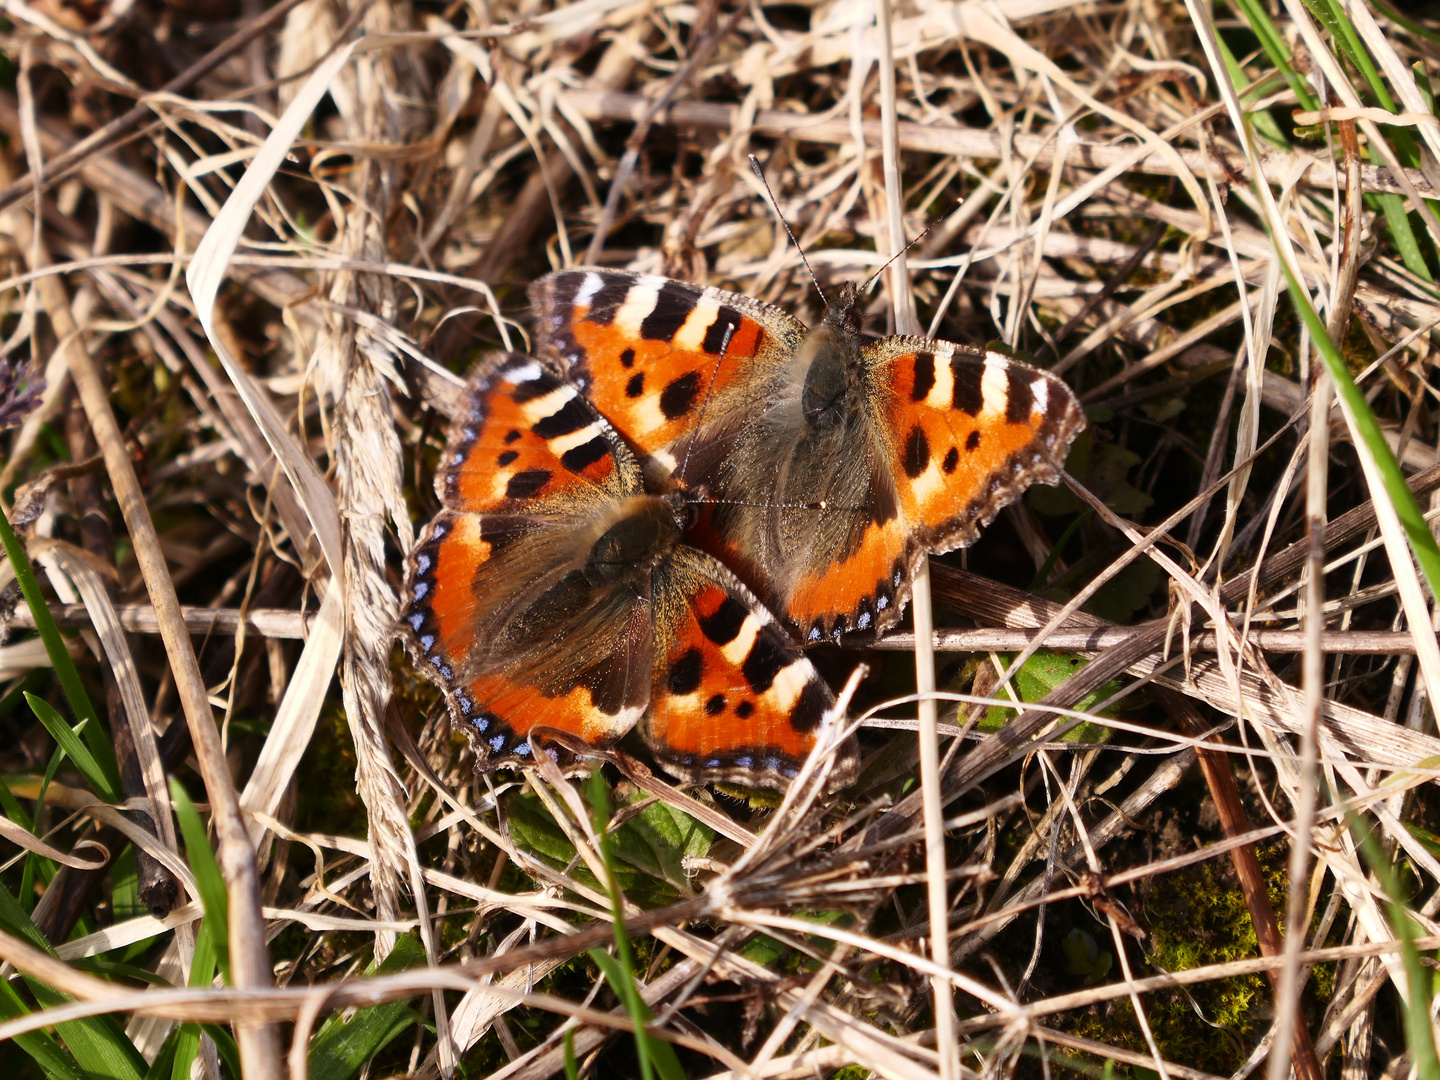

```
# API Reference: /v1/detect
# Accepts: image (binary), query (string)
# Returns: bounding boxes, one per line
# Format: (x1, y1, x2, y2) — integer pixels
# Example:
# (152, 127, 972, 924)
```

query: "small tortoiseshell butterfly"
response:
(402, 351, 858, 790)
(530, 269, 1086, 643)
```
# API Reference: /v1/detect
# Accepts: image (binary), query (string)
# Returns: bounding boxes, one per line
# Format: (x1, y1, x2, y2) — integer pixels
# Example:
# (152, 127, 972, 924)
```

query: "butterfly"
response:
(402, 351, 858, 791)
(529, 269, 1086, 644)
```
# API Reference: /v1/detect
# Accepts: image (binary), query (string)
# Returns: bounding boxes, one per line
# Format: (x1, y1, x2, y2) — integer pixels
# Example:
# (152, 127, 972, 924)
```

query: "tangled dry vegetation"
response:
(0, 0, 1438, 1075)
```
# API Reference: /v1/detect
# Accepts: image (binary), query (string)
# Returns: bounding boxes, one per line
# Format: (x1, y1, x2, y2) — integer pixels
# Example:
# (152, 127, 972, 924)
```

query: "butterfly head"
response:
(821, 281, 866, 338)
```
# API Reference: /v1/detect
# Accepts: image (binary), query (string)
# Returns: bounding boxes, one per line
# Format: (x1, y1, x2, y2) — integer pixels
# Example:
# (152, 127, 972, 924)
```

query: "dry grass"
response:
(0, 0, 1438, 1076)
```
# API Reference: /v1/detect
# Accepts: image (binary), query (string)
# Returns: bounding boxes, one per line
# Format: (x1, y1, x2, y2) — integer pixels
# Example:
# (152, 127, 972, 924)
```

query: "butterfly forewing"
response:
(531, 269, 803, 461)
(866, 339, 1087, 553)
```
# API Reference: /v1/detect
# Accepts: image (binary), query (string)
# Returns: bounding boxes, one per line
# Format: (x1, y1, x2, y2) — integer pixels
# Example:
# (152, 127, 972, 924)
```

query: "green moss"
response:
(1059, 844, 1308, 1076)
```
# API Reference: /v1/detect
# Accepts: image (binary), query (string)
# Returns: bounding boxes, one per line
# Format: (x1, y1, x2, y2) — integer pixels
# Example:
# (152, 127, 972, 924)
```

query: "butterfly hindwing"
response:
(645, 547, 855, 789)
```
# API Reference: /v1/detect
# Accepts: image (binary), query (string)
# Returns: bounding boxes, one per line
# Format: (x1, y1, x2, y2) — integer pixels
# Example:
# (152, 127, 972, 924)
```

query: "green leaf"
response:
(981, 653, 1120, 742)
(1062, 928, 1114, 984)
(307, 934, 427, 1080)
(0, 506, 99, 730)
(736, 933, 789, 967)
(507, 794, 580, 866)
(1028, 435, 1152, 519)
(1372, 191, 1434, 284)
(1084, 557, 1161, 624)
(611, 799, 715, 893)
(170, 779, 229, 983)
(26, 693, 121, 804)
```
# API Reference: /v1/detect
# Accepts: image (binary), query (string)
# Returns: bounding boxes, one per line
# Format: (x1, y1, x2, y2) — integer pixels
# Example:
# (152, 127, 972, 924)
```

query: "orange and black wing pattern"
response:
(402, 352, 647, 769)
(865, 338, 1085, 556)
(644, 547, 857, 792)
(530, 268, 802, 465)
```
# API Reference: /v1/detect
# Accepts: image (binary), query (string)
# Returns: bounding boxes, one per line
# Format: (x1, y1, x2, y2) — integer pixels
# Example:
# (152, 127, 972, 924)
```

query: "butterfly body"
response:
(403, 352, 855, 790)
(531, 269, 1086, 643)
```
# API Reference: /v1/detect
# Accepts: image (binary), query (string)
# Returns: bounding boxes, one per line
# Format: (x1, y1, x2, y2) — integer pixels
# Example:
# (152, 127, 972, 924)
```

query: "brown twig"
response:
(14, 213, 281, 1075)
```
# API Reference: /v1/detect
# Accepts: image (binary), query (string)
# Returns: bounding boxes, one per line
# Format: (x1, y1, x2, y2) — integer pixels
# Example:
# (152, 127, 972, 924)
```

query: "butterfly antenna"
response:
(858, 200, 959, 294)
(748, 155, 827, 309)
(690, 496, 856, 512)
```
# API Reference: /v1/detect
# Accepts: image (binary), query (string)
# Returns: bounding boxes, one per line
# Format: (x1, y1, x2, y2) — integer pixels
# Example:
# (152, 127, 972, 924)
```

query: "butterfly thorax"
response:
(797, 281, 874, 429)
(582, 494, 683, 588)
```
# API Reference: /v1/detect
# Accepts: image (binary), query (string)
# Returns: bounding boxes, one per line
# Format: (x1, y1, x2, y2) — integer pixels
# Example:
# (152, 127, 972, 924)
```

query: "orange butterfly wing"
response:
(403, 353, 647, 768)
(867, 339, 1086, 551)
(530, 269, 802, 461)
(779, 341, 1085, 641)
(645, 548, 856, 791)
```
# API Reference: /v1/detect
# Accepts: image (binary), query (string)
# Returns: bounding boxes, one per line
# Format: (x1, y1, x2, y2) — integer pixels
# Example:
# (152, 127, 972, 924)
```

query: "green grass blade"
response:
(170, 779, 229, 983)
(0, 976, 86, 1080)
(586, 774, 685, 1080)
(26, 693, 121, 804)
(1226, 0, 1317, 110)
(169, 1025, 202, 1080)
(1277, 262, 1440, 594)
(1214, 31, 1288, 148)
(0, 504, 98, 731)
(307, 933, 425, 1080)
(1348, 813, 1440, 1080)
(171, 907, 220, 1080)
(1305, 0, 1392, 108)
(1372, 0, 1440, 41)
(0, 774, 54, 917)
(564, 1029, 579, 1080)
(0, 880, 146, 1079)
(1295, 0, 1435, 281)
(142, 1028, 180, 1080)
(1372, 191, 1435, 283)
